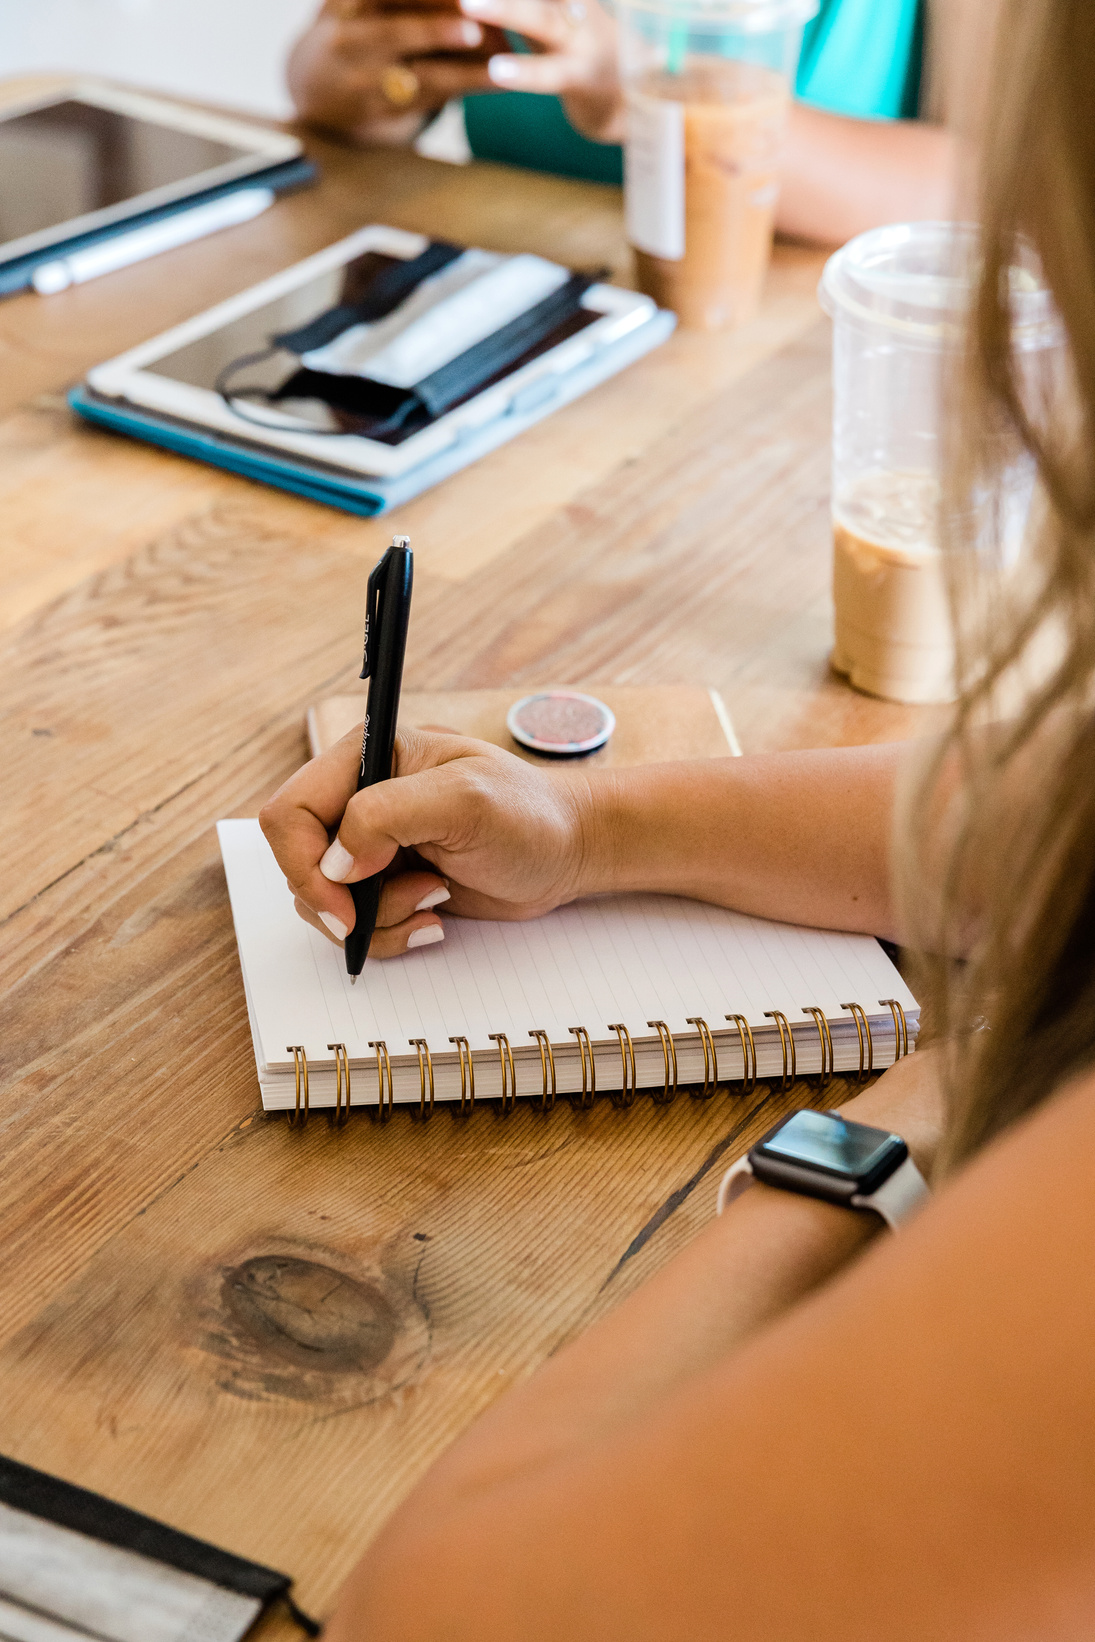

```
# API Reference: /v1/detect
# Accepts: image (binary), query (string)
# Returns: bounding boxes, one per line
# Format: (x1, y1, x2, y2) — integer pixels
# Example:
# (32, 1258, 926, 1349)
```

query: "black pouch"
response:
(218, 241, 602, 446)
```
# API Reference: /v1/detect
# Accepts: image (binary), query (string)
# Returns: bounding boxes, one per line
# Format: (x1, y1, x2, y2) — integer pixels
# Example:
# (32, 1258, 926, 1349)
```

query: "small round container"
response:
(507, 691, 616, 758)
(819, 221, 1059, 704)
(619, 0, 817, 330)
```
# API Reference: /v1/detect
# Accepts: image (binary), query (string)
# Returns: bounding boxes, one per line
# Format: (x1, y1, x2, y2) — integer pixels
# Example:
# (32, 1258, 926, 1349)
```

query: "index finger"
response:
(259, 727, 367, 932)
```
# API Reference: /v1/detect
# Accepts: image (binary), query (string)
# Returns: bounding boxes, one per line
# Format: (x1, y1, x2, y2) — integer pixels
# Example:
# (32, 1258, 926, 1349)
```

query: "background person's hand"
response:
(288, 0, 624, 148)
(461, 0, 624, 143)
(288, 0, 506, 146)
(258, 727, 598, 959)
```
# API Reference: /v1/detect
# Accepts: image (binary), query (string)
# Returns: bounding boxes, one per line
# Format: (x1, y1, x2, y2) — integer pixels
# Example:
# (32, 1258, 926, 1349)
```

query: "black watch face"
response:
(755, 1109, 905, 1186)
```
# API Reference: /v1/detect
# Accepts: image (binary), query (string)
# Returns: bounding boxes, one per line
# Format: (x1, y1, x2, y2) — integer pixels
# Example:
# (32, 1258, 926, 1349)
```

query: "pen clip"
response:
(360, 550, 390, 680)
(360, 536, 410, 679)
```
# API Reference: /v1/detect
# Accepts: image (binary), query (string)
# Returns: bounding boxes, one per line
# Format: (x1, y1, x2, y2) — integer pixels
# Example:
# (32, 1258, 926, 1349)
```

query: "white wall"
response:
(1, 0, 318, 118)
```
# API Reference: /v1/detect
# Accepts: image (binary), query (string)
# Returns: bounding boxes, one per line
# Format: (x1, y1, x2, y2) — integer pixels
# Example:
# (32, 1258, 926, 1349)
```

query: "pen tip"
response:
(350, 975, 357, 986)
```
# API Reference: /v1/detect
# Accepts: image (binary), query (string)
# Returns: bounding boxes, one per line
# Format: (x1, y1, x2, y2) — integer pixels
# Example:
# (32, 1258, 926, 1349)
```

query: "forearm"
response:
(777, 103, 957, 245)
(579, 743, 903, 939)
(324, 1058, 943, 1639)
(327, 1186, 877, 1640)
(329, 1064, 941, 1637)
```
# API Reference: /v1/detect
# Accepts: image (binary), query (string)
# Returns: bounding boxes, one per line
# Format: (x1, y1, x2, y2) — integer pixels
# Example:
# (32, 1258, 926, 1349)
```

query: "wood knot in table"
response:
(199, 1247, 431, 1408)
(224, 1256, 397, 1372)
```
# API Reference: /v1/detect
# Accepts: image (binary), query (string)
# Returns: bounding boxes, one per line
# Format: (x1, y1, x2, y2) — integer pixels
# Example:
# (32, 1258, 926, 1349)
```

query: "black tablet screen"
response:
(0, 98, 249, 245)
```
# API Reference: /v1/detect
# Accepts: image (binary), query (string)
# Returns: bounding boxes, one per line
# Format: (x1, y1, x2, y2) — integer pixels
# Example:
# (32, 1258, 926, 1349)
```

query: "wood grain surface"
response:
(0, 76, 942, 1626)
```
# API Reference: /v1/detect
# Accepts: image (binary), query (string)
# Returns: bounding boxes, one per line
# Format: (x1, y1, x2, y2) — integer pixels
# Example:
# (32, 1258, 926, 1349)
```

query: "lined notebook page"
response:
(218, 820, 916, 1071)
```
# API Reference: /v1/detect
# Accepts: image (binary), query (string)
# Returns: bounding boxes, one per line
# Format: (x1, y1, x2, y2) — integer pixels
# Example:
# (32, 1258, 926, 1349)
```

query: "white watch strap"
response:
(850, 1154, 930, 1229)
(716, 1150, 929, 1229)
(716, 1155, 755, 1216)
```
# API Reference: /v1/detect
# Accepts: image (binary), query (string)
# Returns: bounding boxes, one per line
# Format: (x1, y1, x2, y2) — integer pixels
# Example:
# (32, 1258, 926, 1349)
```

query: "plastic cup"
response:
(819, 221, 1060, 704)
(619, 0, 817, 330)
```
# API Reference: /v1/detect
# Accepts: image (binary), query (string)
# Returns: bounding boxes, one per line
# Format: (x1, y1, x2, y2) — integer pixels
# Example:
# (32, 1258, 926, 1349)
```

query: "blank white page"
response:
(218, 820, 916, 1070)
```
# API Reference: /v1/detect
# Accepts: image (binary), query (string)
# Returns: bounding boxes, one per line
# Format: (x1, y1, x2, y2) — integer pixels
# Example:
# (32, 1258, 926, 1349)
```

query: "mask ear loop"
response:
(215, 344, 302, 429)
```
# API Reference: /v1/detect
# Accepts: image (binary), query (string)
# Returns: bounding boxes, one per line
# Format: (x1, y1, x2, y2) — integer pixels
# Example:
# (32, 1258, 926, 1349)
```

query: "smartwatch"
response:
(716, 1108, 930, 1230)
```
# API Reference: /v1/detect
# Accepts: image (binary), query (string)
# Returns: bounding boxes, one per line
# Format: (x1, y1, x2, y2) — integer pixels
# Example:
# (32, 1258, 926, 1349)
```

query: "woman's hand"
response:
(258, 726, 598, 958)
(288, 0, 623, 148)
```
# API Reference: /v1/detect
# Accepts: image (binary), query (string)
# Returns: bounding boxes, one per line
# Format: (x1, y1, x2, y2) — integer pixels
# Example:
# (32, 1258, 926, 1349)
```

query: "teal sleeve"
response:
(796, 0, 924, 119)
(463, 0, 924, 182)
(463, 90, 624, 185)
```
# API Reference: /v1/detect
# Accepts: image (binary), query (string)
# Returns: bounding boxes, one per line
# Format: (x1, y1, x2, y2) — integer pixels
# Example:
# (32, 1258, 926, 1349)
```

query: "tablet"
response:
(86, 226, 660, 479)
(0, 80, 302, 272)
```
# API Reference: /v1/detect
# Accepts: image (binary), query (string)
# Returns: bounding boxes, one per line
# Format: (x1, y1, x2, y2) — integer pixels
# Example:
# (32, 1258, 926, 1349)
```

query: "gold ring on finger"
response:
(380, 63, 421, 108)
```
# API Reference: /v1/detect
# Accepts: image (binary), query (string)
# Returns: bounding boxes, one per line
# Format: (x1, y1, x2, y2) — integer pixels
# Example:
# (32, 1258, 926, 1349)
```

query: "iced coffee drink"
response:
(830, 471, 955, 704)
(625, 60, 789, 330)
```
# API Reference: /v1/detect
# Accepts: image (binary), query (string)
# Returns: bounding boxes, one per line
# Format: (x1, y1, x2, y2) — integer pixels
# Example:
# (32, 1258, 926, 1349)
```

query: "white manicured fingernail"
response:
(414, 886, 451, 911)
(407, 924, 445, 949)
(461, 0, 491, 14)
(460, 20, 483, 43)
(319, 911, 348, 941)
(320, 839, 355, 882)
(488, 56, 519, 82)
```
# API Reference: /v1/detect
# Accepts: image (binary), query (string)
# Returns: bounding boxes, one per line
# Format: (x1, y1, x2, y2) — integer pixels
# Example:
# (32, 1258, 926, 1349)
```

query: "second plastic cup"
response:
(819, 222, 1059, 704)
(619, 0, 817, 330)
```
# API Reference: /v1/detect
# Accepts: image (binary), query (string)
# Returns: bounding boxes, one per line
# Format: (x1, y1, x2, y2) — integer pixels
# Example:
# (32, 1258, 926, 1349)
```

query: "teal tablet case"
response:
(69, 306, 676, 516)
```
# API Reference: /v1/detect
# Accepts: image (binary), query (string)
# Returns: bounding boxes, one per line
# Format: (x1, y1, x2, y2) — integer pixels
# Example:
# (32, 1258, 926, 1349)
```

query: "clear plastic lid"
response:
(613, 0, 816, 30)
(819, 221, 1061, 350)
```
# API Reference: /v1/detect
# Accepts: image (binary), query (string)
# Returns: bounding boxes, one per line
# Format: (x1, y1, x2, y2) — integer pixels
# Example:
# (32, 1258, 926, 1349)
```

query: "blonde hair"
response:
(907, 0, 1095, 1171)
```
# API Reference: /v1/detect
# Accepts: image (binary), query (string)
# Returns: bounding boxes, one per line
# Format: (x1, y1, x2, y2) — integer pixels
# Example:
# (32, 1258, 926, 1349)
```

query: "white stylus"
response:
(31, 186, 276, 295)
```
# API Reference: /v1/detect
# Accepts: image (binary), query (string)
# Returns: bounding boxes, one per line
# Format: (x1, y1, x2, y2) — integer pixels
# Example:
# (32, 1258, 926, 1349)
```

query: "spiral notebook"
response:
(218, 820, 918, 1118)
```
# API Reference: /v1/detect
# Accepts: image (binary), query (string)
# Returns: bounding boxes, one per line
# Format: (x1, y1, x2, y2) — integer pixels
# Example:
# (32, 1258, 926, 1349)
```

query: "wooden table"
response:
(0, 82, 937, 1627)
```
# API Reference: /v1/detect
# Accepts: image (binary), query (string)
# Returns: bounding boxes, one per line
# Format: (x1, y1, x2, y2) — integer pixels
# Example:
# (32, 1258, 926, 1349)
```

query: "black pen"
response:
(344, 535, 413, 982)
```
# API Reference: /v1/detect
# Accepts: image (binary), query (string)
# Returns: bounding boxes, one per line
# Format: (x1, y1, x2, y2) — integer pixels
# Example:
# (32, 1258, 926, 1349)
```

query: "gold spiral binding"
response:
(448, 1035, 475, 1115)
(840, 1002, 874, 1082)
(607, 1023, 637, 1109)
(326, 1042, 350, 1126)
(287, 1045, 309, 1129)
(368, 1039, 393, 1122)
(879, 998, 910, 1061)
(725, 1014, 757, 1094)
(647, 1020, 678, 1105)
(528, 1029, 557, 1113)
(489, 1032, 517, 1115)
(409, 1038, 434, 1119)
(685, 1016, 718, 1098)
(763, 1010, 795, 1091)
(800, 1008, 834, 1088)
(568, 1026, 596, 1110)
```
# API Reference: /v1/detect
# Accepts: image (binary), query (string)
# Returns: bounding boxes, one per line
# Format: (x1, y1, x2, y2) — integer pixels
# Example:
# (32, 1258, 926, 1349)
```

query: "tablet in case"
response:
(0, 82, 314, 298)
(71, 227, 677, 515)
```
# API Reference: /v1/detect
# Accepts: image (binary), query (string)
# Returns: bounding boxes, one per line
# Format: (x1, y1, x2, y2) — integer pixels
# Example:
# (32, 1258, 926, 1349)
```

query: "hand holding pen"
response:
(258, 528, 596, 959)
(261, 536, 448, 964)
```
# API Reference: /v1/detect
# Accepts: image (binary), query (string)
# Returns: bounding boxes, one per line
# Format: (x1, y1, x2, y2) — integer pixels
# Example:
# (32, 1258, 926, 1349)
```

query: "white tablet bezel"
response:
(86, 225, 658, 478)
(0, 79, 302, 266)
